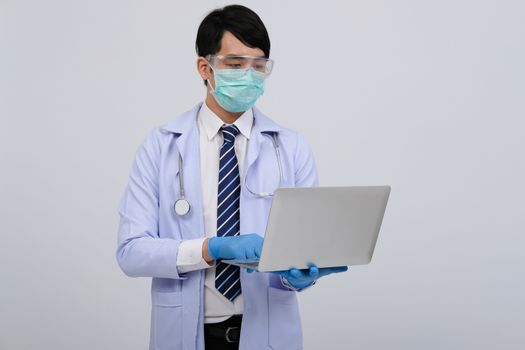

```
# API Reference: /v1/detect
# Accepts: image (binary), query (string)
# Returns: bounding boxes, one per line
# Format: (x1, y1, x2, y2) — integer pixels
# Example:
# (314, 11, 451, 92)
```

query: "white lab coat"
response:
(117, 102, 319, 349)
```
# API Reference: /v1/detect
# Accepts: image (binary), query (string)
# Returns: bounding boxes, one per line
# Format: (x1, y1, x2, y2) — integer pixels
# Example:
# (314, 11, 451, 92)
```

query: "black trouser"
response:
(204, 315, 242, 350)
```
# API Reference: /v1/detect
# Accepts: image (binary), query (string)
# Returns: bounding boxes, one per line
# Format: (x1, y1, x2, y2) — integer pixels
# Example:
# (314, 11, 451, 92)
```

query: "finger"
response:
(309, 266, 319, 279)
(255, 238, 263, 257)
(328, 266, 348, 273)
(254, 245, 262, 258)
(243, 246, 253, 260)
(290, 268, 302, 278)
(245, 248, 255, 260)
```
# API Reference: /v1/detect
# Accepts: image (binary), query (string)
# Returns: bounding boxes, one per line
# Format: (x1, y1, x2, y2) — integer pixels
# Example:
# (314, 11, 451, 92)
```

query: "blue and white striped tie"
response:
(215, 124, 242, 301)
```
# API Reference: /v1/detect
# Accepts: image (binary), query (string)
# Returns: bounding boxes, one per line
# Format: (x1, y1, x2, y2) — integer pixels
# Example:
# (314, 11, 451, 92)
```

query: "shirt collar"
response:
(198, 101, 254, 141)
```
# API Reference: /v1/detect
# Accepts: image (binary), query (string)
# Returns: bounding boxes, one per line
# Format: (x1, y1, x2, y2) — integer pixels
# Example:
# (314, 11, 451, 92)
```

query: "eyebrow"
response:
(223, 54, 266, 58)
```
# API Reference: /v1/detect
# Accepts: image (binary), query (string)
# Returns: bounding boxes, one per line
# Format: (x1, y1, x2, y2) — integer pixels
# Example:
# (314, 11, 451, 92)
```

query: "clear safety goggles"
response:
(206, 54, 274, 75)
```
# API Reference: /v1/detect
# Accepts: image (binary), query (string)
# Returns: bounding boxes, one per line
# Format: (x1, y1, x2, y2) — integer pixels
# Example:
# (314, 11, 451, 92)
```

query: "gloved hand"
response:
(207, 233, 264, 261)
(273, 264, 348, 290)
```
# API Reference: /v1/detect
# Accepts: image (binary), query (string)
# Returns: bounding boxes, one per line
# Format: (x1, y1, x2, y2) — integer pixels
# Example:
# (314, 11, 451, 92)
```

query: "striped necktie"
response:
(215, 124, 242, 301)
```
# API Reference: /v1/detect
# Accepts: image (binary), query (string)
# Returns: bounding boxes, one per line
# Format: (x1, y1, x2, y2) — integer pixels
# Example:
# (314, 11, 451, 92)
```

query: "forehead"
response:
(216, 31, 265, 57)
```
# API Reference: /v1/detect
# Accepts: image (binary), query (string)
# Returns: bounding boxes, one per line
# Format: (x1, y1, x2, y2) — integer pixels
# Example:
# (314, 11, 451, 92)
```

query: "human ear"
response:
(196, 56, 213, 82)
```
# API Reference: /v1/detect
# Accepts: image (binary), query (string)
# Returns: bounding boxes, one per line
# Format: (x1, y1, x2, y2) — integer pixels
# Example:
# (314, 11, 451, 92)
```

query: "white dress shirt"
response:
(176, 101, 253, 324)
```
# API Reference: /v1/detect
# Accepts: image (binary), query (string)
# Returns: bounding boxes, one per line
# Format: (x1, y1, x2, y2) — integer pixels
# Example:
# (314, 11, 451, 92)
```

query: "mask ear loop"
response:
(207, 79, 216, 93)
(206, 62, 216, 93)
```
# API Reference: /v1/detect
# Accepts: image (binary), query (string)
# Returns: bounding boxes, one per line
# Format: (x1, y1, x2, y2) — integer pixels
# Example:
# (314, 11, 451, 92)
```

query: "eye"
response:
(224, 56, 249, 67)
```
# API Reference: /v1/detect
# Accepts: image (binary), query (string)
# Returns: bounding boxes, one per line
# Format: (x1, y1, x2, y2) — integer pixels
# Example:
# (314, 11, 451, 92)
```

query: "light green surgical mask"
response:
(208, 67, 266, 113)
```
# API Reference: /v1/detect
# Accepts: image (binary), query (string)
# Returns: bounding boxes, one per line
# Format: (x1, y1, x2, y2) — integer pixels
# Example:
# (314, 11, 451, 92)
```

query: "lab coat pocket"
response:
(150, 291, 183, 350)
(267, 287, 302, 350)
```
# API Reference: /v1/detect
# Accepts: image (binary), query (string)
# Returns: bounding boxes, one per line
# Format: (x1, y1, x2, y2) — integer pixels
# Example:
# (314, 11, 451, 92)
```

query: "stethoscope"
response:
(173, 132, 283, 216)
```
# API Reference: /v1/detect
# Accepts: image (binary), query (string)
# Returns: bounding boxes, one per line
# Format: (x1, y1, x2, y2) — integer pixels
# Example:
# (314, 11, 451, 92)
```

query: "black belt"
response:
(204, 315, 242, 343)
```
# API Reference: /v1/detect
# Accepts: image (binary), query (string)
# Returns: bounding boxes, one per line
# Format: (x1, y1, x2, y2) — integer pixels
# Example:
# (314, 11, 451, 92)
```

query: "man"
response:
(117, 5, 347, 350)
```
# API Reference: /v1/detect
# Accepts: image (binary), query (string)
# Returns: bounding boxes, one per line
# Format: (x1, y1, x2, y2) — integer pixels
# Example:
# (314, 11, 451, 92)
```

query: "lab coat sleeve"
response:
(176, 238, 214, 273)
(116, 127, 184, 279)
(293, 132, 319, 188)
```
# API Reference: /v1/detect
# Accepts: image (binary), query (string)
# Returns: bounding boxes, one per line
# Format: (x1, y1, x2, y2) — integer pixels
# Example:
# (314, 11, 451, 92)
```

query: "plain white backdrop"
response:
(1, 0, 524, 349)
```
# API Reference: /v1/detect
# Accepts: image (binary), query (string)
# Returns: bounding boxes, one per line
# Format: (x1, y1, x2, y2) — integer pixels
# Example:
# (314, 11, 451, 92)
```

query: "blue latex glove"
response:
(208, 233, 263, 261)
(273, 264, 348, 290)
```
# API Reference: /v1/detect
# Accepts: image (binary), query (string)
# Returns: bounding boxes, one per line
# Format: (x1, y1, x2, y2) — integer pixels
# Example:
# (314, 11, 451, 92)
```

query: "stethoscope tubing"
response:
(174, 132, 283, 216)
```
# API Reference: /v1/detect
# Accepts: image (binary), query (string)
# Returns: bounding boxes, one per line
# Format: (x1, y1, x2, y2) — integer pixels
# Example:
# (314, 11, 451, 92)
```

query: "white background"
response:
(1, 0, 524, 349)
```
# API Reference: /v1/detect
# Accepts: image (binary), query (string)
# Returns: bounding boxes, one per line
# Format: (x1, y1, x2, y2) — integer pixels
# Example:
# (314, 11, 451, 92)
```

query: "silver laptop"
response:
(223, 186, 391, 272)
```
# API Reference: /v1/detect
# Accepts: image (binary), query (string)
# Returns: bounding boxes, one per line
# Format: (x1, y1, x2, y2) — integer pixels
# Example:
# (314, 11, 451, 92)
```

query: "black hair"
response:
(196, 5, 271, 59)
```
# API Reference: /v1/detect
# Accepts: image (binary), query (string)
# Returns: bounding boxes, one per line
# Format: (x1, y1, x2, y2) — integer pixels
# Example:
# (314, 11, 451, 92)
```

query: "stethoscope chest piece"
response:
(174, 198, 191, 216)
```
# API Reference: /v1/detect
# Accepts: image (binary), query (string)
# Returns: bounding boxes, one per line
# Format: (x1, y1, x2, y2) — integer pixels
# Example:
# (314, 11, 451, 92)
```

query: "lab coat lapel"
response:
(160, 103, 204, 240)
(160, 103, 202, 164)
(244, 106, 281, 179)
(245, 128, 265, 180)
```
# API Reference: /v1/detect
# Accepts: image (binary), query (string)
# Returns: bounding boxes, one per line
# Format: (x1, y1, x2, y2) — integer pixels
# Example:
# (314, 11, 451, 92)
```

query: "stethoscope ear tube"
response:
(244, 132, 283, 198)
(174, 153, 191, 216)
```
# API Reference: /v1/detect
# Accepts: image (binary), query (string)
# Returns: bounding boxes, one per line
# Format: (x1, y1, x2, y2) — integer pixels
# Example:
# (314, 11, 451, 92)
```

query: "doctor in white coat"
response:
(116, 5, 347, 350)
